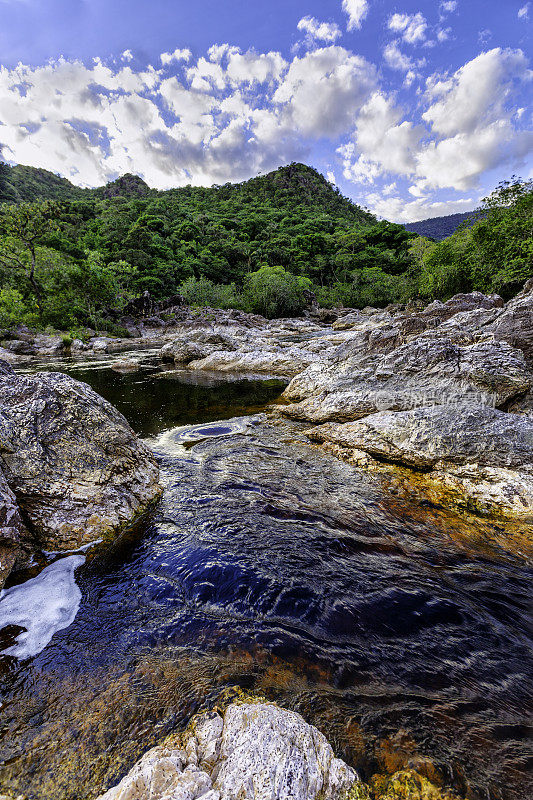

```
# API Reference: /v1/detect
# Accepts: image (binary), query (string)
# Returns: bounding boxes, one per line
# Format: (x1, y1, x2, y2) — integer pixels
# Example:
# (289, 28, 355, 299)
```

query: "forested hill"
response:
(0, 161, 371, 225)
(404, 211, 484, 241)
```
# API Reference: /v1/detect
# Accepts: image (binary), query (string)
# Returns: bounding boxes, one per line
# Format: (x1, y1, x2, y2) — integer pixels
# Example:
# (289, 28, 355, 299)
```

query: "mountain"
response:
(403, 211, 484, 241)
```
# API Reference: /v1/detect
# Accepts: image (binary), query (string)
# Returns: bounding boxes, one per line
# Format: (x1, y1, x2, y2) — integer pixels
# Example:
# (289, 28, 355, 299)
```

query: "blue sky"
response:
(0, 0, 531, 220)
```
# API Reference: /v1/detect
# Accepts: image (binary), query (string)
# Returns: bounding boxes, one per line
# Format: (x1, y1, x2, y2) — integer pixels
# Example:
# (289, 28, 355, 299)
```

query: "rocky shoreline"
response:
(1, 281, 532, 586)
(1, 283, 532, 800)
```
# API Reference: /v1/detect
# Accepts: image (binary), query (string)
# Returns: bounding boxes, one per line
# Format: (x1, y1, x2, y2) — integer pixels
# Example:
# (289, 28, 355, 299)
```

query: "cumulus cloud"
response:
(0, 37, 529, 222)
(367, 191, 476, 223)
(342, 0, 370, 32)
(273, 47, 376, 137)
(383, 41, 417, 71)
(160, 48, 192, 66)
(297, 16, 342, 43)
(518, 3, 530, 19)
(388, 12, 428, 44)
(339, 47, 532, 201)
(440, 1, 457, 13)
(0, 45, 375, 188)
(423, 48, 531, 136)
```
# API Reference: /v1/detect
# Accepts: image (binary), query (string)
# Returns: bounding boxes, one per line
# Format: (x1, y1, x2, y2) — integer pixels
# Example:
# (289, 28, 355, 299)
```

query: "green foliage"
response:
(0, 288, 37, 328)
(243, 265, 312, 318)
(0, 164, 530, 331)
(180, 276, 243, 310)
(416, 178, 532, 300)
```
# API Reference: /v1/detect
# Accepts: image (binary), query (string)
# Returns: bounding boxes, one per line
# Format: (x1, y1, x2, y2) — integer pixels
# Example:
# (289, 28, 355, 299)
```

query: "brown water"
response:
(0, 355, 532, 800)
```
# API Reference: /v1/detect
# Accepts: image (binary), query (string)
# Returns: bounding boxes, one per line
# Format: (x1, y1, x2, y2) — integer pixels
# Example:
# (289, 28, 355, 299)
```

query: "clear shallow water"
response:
(0, 356, 532, 800)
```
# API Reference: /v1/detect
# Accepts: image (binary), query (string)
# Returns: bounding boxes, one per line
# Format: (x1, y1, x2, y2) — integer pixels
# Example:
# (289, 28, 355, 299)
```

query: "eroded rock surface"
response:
(97, 702, 358, 800)
(0, 362, 162, 554)
(308, 406, 533, 518)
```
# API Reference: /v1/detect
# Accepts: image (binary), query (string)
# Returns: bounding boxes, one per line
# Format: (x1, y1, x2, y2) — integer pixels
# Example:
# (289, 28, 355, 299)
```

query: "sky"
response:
(0, 0, 531, 222)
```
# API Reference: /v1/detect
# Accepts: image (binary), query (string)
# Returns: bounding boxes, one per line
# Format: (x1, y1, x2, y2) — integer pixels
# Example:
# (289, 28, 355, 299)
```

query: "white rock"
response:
(97, 702, 359, 800)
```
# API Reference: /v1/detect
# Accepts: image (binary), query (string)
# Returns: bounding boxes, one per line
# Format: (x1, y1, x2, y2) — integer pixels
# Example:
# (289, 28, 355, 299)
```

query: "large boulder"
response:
(97, 702, 358, 800)
(281, 333, 531, 423)
(0, 362, 162, 553)
(308, 406, 533, 518)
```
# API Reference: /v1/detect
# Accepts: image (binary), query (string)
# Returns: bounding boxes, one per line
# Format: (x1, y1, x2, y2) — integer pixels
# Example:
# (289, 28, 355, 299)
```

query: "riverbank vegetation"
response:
(0, 161, 530, 330)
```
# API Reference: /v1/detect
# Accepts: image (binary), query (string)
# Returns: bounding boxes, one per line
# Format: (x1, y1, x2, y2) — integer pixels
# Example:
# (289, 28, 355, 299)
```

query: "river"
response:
(0, 353, 532, 800)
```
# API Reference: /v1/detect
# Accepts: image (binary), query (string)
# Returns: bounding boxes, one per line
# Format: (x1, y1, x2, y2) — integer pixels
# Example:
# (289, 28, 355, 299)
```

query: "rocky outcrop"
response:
(282, 334, 531, 423)
(159, 319, 342, 378)
(308, 406, 533, 518)
(0, 469, 32, 591)
(0, 362, 162, 562)
(97, 701, 359, 800)
(275, 286, 533, 518)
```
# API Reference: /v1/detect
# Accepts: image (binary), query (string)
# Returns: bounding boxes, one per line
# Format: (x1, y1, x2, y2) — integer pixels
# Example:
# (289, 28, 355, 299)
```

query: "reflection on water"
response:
(1, 354, 532, 800)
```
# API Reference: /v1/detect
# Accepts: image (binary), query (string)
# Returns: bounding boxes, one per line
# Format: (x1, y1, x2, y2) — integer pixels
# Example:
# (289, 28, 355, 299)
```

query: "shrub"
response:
(179, 276, 243, 309)
(243, 266, 312, 318)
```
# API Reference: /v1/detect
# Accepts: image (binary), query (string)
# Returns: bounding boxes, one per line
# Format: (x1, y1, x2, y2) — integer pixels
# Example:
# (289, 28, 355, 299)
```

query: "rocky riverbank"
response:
(95, 699, 465, 800)
(0, 363, 162, 591)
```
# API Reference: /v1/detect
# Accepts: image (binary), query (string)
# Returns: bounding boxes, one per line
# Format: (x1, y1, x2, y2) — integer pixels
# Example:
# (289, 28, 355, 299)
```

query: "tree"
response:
(243, 265, 312, 318)
(0, 201, 59, 311)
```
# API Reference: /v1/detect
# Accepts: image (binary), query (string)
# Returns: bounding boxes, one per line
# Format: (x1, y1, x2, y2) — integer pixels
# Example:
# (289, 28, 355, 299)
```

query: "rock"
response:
(97, 701, 359, 800)
(91, 337, 110, 353)
(0, 468, 32, 591)
(489, 278, 533, 366)
(369, 769, 463, 800)
(0, 346, 32, 364)
(32, 334, 65, 356)
(332, 312, 360, 331)
(307, 405, 533, 518)
(111, 360, 141, 373)
(71, 338, 89, 352)
(0, 362, 162, 552)
(281, 334, 531, 423)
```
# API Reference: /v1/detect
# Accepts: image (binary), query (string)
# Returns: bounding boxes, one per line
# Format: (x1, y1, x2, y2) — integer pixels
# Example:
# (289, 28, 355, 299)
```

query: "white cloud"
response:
(327, 170, 336, 183)
(423, 48, 531, 136)
(297, 16, 342, 43)
(160, 48, 192, 66)
(437, 28, 451, 43)
(518, 3, 530, 20)
(273, 46, 377, 137)
(440, 1, 457, 13)
(367, 191, 476, 223)
(383, 41, 416, 71)
(388, 12, 428, 44)
(342, 0, 370, 32)
(121, 50, 133, 62)
(226, 50, 286, 85)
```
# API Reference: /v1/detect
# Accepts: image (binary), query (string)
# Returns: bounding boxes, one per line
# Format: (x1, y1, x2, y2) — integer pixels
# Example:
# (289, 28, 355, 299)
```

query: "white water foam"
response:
(0, 555, 84, 659)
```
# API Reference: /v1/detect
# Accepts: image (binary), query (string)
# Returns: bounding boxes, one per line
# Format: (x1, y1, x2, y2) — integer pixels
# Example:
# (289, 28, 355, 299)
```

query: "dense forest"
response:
(0, 160, 531, 333)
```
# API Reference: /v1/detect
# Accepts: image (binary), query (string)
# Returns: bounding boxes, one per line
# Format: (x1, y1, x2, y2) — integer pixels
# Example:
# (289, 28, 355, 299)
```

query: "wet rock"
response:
(97, 701, 359, 800)
(0, 361, 162, 551)
(0, 468, 32, 591)
(0, 346, 32, 364)
(307, 406, 533, 518)
(90, 337, 110, 353)
(110, 360, 141, 373)
(369, 769, 463, 799)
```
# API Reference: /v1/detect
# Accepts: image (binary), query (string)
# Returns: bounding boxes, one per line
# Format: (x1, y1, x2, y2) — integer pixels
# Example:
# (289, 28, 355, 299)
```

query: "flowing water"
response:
(0, 354, 532, 800)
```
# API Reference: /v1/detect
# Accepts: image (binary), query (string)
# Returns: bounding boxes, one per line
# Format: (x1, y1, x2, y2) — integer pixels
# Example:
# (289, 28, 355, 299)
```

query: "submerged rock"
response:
(308, 406, 533, 518)
(97, 701, 358, 800)
(0, 362, 162, 556)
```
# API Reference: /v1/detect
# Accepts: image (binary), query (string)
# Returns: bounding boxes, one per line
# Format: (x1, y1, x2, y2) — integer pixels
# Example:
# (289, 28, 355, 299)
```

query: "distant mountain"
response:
(403, 211, 485, 241)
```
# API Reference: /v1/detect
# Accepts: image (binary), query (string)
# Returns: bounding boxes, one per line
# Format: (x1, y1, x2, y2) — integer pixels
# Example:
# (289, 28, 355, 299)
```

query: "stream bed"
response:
(0, 355, 532, 800)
